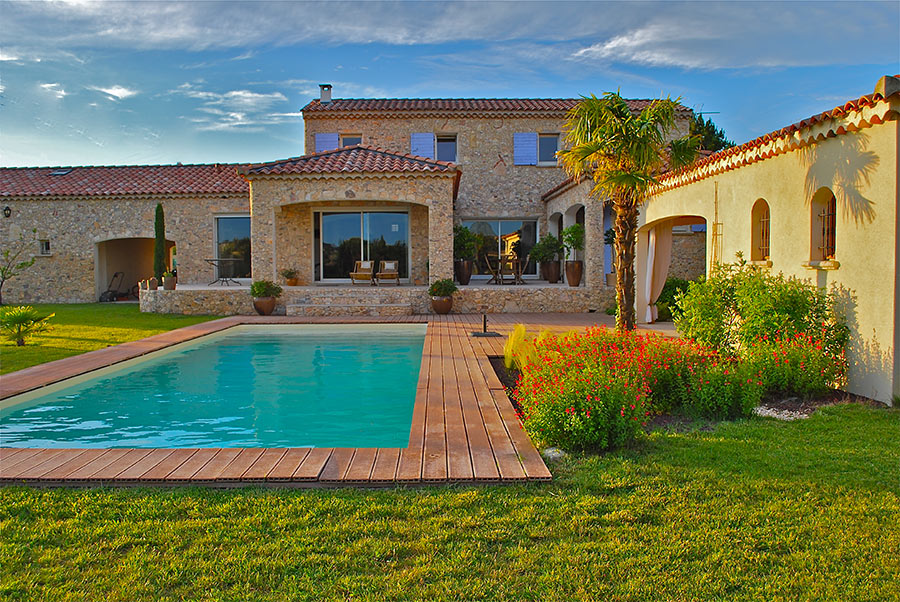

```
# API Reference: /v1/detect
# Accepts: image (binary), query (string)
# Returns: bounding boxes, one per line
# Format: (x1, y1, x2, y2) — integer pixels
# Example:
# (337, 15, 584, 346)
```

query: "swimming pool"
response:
(0, 324, 426, 449)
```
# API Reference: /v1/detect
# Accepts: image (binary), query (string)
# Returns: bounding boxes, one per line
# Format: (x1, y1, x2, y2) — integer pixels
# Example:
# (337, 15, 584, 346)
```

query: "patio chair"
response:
(376, 260, 400, 285)
(350, 260, 375, 285)
(499, 254, 517, 285)
(484, 254, 502, 285)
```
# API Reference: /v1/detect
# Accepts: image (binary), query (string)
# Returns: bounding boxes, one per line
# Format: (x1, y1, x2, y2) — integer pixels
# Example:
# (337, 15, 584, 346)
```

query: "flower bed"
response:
(509, 326, 845, 450)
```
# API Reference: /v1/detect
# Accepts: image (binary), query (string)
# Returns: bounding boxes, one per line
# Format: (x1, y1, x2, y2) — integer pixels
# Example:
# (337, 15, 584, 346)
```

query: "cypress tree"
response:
(153, 203, 166, 280)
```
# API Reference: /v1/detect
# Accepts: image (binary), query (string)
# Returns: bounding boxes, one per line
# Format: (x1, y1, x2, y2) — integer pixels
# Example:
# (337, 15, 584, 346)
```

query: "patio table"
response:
(204, 258, 243, 286)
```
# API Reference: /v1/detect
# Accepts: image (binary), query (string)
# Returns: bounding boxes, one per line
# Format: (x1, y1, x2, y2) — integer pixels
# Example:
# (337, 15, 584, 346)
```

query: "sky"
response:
(1, 0, 898, 168)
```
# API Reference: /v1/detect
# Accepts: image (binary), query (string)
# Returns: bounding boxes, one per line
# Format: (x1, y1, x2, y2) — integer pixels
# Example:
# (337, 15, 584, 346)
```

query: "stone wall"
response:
(247, 173, 455, 284)
(140, 285, 613, 316)
(1, 194, 248, 304)
(668, 231, 706, 281)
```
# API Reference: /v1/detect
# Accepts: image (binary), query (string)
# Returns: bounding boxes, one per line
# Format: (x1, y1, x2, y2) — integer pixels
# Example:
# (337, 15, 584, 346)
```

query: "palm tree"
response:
(558, 92, 698, 331)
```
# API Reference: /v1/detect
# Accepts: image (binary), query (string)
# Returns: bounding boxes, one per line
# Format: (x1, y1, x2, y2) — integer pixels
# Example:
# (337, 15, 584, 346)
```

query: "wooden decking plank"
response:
(292, 447, 333, 480)
(453, 324, 498, 482)
(468, 357, 527, 482)
(422, 322, 448, 481)
(397, 322, 432, 482)
(87, 449, 153, 480)
(443, 319, 474, 481)
(343, 447, 377, 482)
(139, 449, 199, 480)
(63, 449, 134, 480)
(115, 449, 176, 480)
(165, 449, 218, 481)
(0, 449, 42, 472)
(490, 388, 551, 480)
(4, 449, 83, 479)
(267, 448, 311, 480)
(319, 448, 355, 482)
(190, 449, 242, 481)
(42, 449, 110, 480)
(370, 448, 401, 482)
(217, 448, 265, 480)
(242, 448, 288, 480)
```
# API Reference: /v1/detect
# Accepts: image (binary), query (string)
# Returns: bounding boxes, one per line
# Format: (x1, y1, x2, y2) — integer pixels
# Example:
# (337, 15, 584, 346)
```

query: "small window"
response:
(809, 187, 836, 261)
(751, 199, 770, 261)
(50, 168, 72, 176)
(340, 134, 362, 147)
(39, 240, 51, 255)
(538, 134, 559, 164)
(436, 135, 457, 162)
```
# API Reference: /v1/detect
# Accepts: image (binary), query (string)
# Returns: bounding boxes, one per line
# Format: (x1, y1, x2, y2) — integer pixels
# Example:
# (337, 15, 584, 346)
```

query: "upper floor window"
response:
(340, 134, 362, 147)
(538, 134, 559, 164)
(38, 240, 51, 255)
(751, 198, 770, 261)
(436, 135, 457, 162)
(810, 187, 836, 261)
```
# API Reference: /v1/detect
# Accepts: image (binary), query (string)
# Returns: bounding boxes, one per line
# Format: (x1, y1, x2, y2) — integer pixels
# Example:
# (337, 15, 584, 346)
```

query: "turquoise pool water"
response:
(0, 324, 426, 449)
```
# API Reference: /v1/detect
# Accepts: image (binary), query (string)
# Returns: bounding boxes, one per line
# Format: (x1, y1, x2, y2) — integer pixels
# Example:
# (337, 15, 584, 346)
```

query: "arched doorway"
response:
(95, 238, 174, 301)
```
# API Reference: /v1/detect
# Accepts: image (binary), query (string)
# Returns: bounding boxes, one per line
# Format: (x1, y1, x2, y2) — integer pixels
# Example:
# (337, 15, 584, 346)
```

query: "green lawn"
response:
(0, 304, 220, 374)
(1, 404, 897, 601)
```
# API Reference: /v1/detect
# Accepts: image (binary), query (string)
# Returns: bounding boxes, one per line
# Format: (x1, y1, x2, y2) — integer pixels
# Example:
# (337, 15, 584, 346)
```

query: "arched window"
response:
(810, 187, 837, 261)
(751, 198, 770, 261)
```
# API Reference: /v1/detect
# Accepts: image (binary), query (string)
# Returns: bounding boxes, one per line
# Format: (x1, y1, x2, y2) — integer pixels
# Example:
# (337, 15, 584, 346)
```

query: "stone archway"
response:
(94, 237, 174, 301)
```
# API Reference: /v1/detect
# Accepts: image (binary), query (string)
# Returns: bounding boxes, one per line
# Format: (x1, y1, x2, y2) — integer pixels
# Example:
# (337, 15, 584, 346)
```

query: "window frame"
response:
(340, 133, 362, 147)
(459, 218, 540, 279)
(537, 133, 560, 166)
(435, 134, 458, 163)
(213, 213, 252, 281)
(38, 239, 51, 256)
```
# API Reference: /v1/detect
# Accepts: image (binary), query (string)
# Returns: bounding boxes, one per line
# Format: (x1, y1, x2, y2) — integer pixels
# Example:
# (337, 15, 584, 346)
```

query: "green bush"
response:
(656, 277, 690, 321)
(1, 305, 54, 346)
(529, 234, 564, 263)
(742, 335, 847, 399)
(250, 280, 283, 298)
(453, 225, 477, 261)
(561, 224, 585, 260)
(683, 359, 763, 419)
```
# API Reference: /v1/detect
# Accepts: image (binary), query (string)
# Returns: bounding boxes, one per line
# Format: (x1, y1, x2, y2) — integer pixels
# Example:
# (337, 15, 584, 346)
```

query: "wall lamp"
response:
(2, 206, 10, 218)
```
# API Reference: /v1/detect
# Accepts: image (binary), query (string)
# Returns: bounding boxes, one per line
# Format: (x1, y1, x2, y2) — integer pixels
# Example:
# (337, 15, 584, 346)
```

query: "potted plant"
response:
(427, 278, 458, 314)
(250, 279, 283, 316)
(280, 268, 299, 286)
(162, 270, 177, 290)
(530, 234, 564, 283)
(453, 225, 477, 285)
(604, 227, 616, 286)
(562, 223, 585, 287)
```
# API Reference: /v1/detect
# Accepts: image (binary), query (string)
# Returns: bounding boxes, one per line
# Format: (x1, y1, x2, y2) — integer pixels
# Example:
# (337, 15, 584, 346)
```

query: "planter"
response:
(285, 278, 299, 286)
(147, 277, 158, 291)
(431, 296, 453, 314)
(541, 261, 561, 284)
(454, 260, 473, 285)
(253, 296, 277, 316)
(565, 260, 583, 287)
(162, 276, 177, 290)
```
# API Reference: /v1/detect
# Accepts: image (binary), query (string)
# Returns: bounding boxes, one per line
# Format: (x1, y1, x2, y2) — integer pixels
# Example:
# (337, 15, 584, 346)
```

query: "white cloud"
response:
(90, 85, 138, 100)
(0, 51, 20, 61)
(39, 82, 67, 98)
(169, 82, 293, 132)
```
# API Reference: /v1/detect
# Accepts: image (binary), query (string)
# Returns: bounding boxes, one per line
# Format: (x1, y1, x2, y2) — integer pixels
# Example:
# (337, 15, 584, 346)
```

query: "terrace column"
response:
(427, 198, 453, 283)
(584, 204, 604, 290)
(249, 180, 277, 282)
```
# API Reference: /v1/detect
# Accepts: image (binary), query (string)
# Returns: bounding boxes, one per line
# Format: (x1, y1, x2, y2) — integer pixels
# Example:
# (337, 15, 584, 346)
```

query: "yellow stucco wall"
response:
(641, 117, 899, 403)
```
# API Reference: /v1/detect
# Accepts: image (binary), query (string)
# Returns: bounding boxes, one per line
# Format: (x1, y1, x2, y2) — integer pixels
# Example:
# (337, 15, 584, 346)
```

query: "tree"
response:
(558, 92, 698, 331)
(691, 114, 734, 152)
(0, 228, 37, 305)
(153, 203, 166, 280)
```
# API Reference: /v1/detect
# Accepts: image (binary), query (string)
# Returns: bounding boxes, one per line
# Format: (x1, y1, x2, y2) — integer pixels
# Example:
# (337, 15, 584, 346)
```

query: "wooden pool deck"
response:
(0, 313, 670, 488)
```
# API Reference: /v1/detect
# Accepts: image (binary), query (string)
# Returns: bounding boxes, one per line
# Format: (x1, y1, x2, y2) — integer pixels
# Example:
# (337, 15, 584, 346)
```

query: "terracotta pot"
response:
(565, 260, 583, 287)
(431, 296, 453, 314)
(253, 296, 277, 316)
(541, 261, 561, 284)
(162, 276, 176, 290)
(147, 277, 158, 291)
(454, 260, 473, 285)
(285, 278, 299, 287)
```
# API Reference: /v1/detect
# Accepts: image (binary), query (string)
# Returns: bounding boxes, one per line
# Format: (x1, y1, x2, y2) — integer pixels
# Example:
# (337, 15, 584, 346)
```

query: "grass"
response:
(1, 403, 897, 601)
(0, 304, 220, 374)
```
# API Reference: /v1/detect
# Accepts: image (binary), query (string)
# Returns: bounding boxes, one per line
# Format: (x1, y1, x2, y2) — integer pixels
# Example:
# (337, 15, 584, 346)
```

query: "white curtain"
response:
(644, 224, 674, 323)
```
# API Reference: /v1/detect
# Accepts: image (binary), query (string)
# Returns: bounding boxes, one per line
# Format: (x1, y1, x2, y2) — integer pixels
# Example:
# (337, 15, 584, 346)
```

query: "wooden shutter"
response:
(315, 133, 339, 153)
(410, 133, 435, 159)
(513, 132, 537, 165)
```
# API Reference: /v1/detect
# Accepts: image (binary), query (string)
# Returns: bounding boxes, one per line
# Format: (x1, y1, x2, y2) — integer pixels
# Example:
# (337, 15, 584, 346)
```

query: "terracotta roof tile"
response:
(303, 97, 692, 116)
(239, 145, 458, 176)
(0, 163, 248, 198)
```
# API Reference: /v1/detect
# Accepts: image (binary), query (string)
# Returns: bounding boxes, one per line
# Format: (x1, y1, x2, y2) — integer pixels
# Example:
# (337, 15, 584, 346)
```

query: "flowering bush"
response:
(742, 333, 847, 399)
(511, 327, 764, 450)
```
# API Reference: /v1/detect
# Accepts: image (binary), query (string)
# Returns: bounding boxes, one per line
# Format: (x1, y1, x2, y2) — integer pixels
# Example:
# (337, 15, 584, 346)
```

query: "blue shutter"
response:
(513, 132, 537, 165)
(410, 133, 435, 159)
(315, 133, 339, 153)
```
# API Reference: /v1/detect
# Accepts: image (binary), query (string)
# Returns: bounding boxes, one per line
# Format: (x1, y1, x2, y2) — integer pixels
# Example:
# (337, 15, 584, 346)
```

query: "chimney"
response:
(319, 83, 333, 104)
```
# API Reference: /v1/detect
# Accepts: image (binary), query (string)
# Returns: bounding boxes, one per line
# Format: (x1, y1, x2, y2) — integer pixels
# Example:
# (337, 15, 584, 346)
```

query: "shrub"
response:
(529, 234, 564, 263)
(250, 280, 283, 298)
(683, 359, 763, 419)
(742, 334, 847, 399)
(1, 305, 54, 346)
(561, 224, 585, 260)
(427, 279, 458, 297)
(453, 225, 477, 261)
(279, 268, 299, 280)
(656, 277, 690, 321)
(674, 254, 848, 357)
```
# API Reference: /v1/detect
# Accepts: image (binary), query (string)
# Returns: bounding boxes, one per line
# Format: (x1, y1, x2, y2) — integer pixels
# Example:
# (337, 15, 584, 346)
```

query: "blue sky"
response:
(1, 0, 898, 167)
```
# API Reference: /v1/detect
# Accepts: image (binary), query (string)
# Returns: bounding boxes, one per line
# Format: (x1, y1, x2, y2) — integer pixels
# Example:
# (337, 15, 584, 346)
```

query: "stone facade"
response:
(1, 194, 248, 304)
(140, 284, 613, 316)
(668, 231, 706, 281)
(247, 173, 456, 285)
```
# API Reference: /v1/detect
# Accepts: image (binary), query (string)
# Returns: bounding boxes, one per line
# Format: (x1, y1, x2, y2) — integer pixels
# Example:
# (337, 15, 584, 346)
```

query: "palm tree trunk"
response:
(614, 197, 638, 331)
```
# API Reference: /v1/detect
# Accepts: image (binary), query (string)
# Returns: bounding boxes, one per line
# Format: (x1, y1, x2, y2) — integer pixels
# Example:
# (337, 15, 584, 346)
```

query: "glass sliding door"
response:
(215, 216, 251, 278)
(461, 219, 538, 277)
(315, 211, 409, 281)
